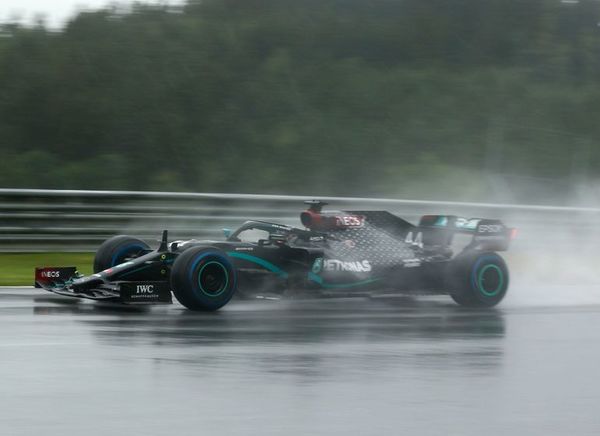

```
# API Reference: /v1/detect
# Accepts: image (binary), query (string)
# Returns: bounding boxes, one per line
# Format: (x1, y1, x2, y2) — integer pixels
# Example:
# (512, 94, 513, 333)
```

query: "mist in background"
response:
(0, 0, 599, 205)
(0, 0, 183, 29)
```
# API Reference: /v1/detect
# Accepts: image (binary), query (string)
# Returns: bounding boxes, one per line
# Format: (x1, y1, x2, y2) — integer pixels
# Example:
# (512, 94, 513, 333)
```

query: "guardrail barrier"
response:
(0, 189, 596, 251)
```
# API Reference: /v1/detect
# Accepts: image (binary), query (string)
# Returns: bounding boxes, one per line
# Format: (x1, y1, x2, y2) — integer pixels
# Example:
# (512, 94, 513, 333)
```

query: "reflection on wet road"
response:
(1, 288, 599, 435)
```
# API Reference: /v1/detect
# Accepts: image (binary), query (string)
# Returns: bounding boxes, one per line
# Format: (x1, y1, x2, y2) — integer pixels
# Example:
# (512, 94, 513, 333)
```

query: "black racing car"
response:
(35, 201, 515, 310)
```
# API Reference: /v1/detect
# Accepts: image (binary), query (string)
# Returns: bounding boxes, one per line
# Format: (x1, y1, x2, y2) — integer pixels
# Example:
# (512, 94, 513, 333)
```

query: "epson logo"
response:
(478, 224, 503, 233)
(136, 285, 154, 294)
(323, 259, 371, 272)
(40, 271, 60, 278)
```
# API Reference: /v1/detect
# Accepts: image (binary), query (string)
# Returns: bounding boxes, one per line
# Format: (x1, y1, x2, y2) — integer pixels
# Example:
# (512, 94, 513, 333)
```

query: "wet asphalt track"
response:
(1, 287, 600, 436)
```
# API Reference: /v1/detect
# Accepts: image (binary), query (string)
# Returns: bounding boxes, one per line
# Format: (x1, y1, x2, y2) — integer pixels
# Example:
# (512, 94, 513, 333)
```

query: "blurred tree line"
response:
(0, 0, 599, 201)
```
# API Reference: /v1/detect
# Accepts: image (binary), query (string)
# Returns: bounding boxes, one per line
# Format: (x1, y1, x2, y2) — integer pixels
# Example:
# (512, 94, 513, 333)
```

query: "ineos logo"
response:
(335, 215, 365, 228)
(136, 285, 154, 294)
(40, 271, 60, 278)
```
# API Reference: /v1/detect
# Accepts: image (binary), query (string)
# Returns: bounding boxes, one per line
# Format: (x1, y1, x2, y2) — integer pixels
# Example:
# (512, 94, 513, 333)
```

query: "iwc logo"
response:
(136, 284, 154, 294)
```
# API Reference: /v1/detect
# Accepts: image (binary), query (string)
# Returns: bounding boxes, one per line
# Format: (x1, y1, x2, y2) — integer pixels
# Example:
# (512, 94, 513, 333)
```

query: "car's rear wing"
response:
(298, 202, 515, 251)
(418, 215, 516, 251)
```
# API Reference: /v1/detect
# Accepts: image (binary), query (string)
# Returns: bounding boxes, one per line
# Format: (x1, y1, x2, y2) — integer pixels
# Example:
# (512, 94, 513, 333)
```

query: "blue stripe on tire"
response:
(188, 252, 235, 299)
(111, 244, 146, 267)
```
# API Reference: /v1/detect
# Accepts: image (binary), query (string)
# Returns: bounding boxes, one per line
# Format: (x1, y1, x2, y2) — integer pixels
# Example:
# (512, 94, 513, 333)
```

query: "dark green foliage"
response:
(0, 0, 598, 201)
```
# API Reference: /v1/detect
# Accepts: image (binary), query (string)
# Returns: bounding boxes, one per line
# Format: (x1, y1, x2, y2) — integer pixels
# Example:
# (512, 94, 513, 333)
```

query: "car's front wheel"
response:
(93, 235, 151, 273)
(447, 251, 509, 308)
(170, 246, 237, 311)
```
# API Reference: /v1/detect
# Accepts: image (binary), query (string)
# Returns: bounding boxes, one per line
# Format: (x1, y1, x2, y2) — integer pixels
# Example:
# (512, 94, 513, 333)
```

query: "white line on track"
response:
(0, 286, 35, 289)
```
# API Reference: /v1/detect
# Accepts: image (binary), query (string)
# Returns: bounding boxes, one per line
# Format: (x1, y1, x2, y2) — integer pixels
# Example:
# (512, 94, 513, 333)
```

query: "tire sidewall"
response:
(93, 235, 150, 273)
(469, 253, 508, 306)
(451, 251, 509, 307)
(171, 247, 237, 311)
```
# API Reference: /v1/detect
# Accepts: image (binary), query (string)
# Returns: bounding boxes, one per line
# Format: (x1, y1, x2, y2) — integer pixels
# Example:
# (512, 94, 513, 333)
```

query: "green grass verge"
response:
(0, 253, 94, 286)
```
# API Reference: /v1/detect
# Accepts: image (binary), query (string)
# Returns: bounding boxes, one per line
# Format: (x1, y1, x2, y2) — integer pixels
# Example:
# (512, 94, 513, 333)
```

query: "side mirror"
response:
(258, 239, 271, 247)
(223, 228, 232, 239)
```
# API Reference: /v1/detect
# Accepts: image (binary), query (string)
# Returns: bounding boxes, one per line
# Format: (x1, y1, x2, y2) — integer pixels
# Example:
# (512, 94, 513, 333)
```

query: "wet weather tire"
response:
(93, 235, 151, 273)
(170, 246, 237, 311)
(447, 251, 509, 308)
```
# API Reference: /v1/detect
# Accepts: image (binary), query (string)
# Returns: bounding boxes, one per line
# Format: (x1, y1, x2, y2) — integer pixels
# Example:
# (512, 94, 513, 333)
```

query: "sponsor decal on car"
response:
(272, 224, 292, 231)
(335, 215, 365, 228)
(477, 224, 503, 233)
(403, 259, 421, 268)
(39, 270, 61, 278)
(455, 218, 479, 230)
(136, 284, 154, 294)
(34, 266, 78, 288)
(323, 259, 372, 272)
(312, 257, 323, 274)
(120, 282, 172, 303)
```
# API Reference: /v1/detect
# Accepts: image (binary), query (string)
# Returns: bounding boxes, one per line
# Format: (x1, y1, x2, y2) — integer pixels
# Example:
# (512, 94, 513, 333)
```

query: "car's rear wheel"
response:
(170, 246, 237, 311)
(447, 251, 509, 308)
(93, 235, 151, 273)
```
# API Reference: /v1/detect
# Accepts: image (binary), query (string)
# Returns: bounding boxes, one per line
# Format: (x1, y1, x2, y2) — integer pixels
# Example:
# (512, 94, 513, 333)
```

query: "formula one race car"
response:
(35, 201, 515, 311)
